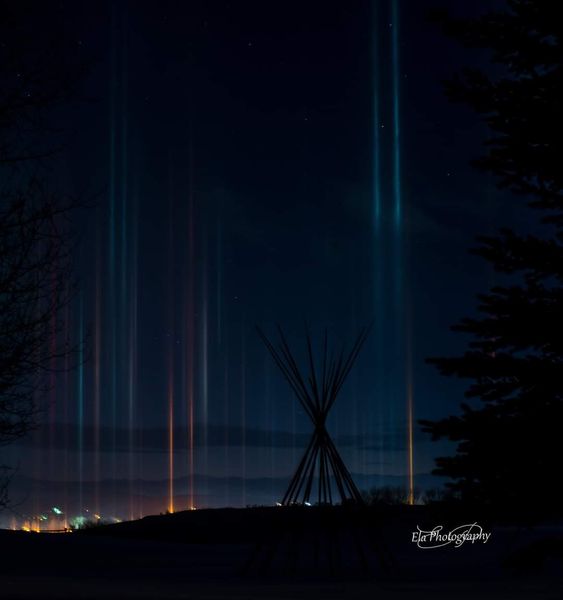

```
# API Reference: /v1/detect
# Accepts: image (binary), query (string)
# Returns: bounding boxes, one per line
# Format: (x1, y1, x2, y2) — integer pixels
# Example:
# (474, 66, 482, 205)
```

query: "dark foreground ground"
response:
(1, 505, 563, 599)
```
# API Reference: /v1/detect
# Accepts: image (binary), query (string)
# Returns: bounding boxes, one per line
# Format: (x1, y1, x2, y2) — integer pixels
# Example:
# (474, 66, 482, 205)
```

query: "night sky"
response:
(4, 0, 534, 527)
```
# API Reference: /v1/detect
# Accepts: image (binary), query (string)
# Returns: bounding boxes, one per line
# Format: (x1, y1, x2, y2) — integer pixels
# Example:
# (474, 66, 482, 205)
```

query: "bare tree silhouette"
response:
(0, 1, 87, 508)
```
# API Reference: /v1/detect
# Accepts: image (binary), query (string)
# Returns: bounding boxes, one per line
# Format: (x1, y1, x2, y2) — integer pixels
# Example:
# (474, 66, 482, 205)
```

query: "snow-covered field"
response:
(1, 507, 562, 599)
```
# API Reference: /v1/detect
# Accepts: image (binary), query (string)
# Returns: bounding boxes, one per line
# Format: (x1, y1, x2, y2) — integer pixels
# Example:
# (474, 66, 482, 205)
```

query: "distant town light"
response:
(70, 515, 87, 529)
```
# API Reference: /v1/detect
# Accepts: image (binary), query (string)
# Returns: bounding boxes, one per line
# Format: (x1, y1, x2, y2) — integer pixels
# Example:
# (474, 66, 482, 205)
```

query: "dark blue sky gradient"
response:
(2, 0, 538, 522)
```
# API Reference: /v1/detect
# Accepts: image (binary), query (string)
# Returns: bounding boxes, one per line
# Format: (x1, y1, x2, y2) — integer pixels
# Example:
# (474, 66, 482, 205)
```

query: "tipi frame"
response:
(257, 326, 370, 506)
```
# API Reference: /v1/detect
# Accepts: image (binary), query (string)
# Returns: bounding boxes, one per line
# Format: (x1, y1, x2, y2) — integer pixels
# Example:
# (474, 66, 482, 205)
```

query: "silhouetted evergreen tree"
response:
(421, 0, 563, 511)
